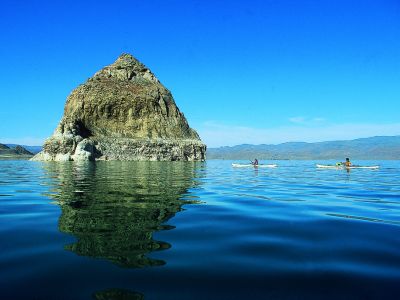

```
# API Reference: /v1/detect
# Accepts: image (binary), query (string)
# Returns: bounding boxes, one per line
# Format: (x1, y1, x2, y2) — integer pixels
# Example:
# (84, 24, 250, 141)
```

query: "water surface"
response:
(0, 160, 399, 299)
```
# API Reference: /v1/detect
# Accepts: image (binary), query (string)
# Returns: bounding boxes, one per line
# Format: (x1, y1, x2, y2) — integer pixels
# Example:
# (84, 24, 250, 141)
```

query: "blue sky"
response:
(1, 0, 399, 147)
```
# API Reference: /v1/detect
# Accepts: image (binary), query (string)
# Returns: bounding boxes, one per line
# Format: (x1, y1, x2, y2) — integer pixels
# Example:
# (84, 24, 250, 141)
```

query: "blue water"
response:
(1, 160, 400, 299)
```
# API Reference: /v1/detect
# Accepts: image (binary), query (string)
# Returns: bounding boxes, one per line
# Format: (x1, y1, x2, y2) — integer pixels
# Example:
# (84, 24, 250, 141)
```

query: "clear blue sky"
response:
(1, 0, 399, 147)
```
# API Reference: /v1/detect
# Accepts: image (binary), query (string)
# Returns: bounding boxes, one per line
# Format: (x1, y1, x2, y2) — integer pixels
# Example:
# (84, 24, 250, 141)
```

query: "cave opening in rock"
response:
(76, 121, 92, 138)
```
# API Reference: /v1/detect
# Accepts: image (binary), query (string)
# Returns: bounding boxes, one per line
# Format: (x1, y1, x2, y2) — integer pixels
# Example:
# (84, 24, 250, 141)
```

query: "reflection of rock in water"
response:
(93, 288, 144, 300)
(41, 161, 202, 268)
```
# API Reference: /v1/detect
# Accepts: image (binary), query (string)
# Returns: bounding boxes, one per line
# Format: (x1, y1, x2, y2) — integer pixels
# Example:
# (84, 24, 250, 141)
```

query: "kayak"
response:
(232, 163, 277, 168)
(316, 164, 379, 169)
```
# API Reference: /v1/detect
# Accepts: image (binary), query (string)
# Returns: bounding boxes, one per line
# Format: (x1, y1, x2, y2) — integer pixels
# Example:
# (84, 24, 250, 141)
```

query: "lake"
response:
(1, 160, 399, 299)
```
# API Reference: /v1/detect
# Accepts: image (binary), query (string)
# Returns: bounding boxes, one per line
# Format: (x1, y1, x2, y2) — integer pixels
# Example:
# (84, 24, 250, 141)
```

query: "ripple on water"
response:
(1, 160, 400, 299)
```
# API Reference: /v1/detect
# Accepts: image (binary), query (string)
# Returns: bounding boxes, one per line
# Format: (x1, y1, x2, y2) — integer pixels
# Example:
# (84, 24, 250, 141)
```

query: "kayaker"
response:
(252, 158, 259, 166)
(345, 158, 351, 167)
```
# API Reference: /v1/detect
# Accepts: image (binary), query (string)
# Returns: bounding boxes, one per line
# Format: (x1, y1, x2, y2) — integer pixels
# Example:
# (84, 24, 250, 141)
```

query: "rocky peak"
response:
(14, 145, 33, 155)
(114, 53, 145, 68)
(92, 53, 159, 83)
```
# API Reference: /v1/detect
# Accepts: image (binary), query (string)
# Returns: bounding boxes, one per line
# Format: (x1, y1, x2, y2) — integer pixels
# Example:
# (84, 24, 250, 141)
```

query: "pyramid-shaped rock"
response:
(32, 54, 206, 161)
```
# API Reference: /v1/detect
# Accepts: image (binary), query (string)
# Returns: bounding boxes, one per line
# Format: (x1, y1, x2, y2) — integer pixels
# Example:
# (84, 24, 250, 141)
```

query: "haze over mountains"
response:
(207, 136, 400, 160)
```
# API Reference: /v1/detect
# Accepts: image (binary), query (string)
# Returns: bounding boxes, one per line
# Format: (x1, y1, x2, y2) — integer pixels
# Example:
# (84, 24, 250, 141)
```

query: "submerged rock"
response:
(32, 53, 206, 161)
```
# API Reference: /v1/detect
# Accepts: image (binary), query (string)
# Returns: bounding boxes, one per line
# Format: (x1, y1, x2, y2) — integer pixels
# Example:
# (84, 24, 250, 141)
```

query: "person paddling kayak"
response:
(336, 158, 352, 167)
(251, 158, 259, 166)
(344, 158, 352, 167)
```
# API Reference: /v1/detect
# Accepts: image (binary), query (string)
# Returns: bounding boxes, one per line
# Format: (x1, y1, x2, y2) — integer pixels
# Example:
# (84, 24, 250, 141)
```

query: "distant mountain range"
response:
(2, 135, 400, 160)
(207, 136, 400, 160)
(5, 144, 42, 154)
(0, 143, 34, 158)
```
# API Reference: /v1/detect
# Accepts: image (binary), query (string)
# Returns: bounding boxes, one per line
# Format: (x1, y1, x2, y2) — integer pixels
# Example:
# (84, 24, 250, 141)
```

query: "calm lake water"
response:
(1, 160, 399, 299)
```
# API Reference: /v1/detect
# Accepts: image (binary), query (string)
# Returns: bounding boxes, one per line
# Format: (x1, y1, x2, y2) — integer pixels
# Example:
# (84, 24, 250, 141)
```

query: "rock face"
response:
(32, 53, 206, 161)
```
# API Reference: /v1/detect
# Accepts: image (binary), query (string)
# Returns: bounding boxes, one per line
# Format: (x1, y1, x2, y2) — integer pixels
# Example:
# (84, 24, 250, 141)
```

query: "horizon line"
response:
(1, 134, 399, 148)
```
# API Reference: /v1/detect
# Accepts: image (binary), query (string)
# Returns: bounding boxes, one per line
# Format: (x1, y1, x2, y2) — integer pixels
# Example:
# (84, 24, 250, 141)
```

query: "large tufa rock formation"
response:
(32, 53, 206, 161)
